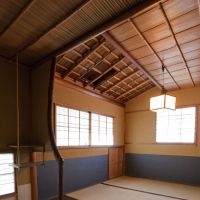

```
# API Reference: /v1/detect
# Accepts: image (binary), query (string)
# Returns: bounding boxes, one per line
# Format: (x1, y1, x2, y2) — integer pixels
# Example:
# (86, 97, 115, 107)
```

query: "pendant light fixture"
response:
(150, 65, 176, 112)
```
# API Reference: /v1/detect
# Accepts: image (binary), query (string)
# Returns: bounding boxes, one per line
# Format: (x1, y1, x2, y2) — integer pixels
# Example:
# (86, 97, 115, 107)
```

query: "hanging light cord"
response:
(16, 55, 20, 165)
(162, 65, 165, 94)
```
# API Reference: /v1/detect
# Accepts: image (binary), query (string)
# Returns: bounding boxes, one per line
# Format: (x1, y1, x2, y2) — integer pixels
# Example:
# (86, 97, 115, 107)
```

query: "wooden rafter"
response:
(159, 3, 195, 87)
(76, 46, 114, 82)
(116, 80, 150, 100)
(128, 19, 181, 90)
(122, 83, 154, 102)
(103, 32, 163, 90)
(9, 0, 91, 59)
(86, 56, 124, 87)
(102, 69, 139, 94)
(0, 0, 35, 37)
(61, 39, 105, 79)
(103, 70, 139, 94)
(33, 0, 161, 67)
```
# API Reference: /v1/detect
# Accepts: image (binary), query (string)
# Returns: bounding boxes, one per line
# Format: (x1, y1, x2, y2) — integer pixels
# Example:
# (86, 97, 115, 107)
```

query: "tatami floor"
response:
(65, 176, 200, 200)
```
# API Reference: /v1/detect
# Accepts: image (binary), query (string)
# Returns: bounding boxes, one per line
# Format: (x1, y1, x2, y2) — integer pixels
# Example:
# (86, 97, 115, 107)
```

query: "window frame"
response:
(155, 105, 198, 145)
(0, 151, 17, 199)
(54, 103, 114, 148)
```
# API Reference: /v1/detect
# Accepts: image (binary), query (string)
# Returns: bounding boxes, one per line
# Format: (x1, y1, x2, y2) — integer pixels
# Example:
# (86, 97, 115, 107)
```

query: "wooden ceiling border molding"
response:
(9, 0, 91, 60)
(33, 0, 162, 67)
(103, 32, 162, 90)
(55, 77, 124, 107)
(0, 0, 35, 37)
(128, 19, 181, 89)
(86, 55, 125, 87)
(61, 39, 105, 78)
(102, 70, 139, 94)
(116, 80, 150, 100)
(159, 3, 195, 87)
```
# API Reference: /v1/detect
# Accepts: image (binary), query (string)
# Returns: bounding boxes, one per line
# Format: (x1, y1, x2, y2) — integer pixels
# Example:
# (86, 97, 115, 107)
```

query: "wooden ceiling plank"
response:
(129, 19, 181, 90)
(116, 80, 150, 99)
(9, 0, 91, 59)
(86, 56, 124, 86)
(33, 0, 162, 67)
(198, 0, 200, 15)
(0, 0, 35, 37)
(160, 3, 195, 87)
(103, 32, 162, 90)
(102, 69, 139, 94)
(62, 39, 105, 79)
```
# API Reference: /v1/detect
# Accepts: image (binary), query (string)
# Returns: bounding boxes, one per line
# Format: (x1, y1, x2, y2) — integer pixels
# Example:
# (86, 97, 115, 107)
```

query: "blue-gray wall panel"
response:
(37, 155, 108, 200)
(125, 153, 200, 185)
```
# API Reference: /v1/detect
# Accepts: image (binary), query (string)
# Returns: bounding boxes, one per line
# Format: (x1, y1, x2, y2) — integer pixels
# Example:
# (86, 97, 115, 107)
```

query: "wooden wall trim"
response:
(54, 77, 125, 108)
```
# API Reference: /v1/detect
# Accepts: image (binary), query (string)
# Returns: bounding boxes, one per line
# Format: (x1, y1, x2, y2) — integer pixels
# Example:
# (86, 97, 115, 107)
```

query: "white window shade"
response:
(150, 94, 176, 112)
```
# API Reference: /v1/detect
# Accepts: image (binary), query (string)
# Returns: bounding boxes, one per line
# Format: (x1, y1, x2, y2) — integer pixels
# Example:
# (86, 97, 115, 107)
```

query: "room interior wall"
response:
(125, 87, 200, 184)
(0, 58, 31, 200)
(34, 78, 125, 200)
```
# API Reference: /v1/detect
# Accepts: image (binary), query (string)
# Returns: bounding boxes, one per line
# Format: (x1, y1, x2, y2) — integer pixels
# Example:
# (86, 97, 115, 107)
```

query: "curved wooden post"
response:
(48, 57, 64, 200)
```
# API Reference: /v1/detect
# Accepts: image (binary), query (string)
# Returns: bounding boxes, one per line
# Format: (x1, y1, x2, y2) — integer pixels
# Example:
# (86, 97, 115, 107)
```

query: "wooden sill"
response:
(0, 192, 16, 200)
(58, 145, 124, 149)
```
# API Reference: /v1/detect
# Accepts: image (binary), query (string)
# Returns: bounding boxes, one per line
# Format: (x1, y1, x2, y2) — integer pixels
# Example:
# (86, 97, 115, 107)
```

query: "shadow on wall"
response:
(37, 155, 108, 200)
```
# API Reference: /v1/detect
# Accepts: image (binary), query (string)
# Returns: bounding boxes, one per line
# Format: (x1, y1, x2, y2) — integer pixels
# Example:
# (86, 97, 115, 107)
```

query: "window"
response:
(0, 153, 15, 196)
(156, 107, 196, 143)
(91, 113, 113, 145)
(56, 105, 113, 146)
(56, 106, 89, 146)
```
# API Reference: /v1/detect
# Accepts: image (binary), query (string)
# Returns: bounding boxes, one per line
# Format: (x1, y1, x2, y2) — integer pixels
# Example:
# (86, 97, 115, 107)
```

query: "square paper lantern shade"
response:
(150, 94, 176, 112)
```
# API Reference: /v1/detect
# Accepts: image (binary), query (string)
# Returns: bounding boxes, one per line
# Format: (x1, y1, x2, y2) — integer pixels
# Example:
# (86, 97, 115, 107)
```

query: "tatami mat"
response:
(66, 176, 200, 200)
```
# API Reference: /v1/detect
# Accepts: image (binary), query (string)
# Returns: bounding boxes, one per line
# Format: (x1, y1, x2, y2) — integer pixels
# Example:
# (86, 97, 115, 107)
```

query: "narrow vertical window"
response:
(0, 153, 15, 196)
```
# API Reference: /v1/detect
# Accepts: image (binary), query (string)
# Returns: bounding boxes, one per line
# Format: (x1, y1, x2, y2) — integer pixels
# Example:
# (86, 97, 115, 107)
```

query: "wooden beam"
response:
(32, 0, 161, 67)
(86, 56, 124, 86)
(159, 3, 195, 87)
(9, 0, 91, 59)
(0, 54, 29, 67)
(75, 47, 113, 82)
(103, 32, 162, 90)
(0, 0, 35, 37)
(102, 70, 139, 94)
(198, 0, 200, 15)
(128, 19, 181, 90)
(61, 39, 105, 79)
(116, 80, 150, 99)
(55, 77, 124, 107)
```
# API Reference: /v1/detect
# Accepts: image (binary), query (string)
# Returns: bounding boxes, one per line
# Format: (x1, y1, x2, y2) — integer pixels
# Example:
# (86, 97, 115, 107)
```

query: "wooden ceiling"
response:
(0, 0, 200, 105)
(56, 0, 200, 104)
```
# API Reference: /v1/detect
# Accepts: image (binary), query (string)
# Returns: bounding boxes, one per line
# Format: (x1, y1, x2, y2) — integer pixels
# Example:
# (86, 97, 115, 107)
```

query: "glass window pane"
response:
(0, 153, 15, 196)
(156, 107, 196, 143)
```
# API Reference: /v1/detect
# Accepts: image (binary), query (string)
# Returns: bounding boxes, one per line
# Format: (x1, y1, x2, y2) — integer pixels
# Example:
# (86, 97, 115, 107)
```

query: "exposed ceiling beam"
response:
(75, 45, 114, 82)
(8, 0, 91, 60)
(32, 0, 161, 67)
(102, 70, 139, 94)
(0, 0, 35, 37)
(116, 80, 150, 100)
(160, 3, 195, 87)
(86, 56, 124, 87)
(128, 19, 181, 90)
(103, 32, 162, 90)
(61, 39, 105, 79)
